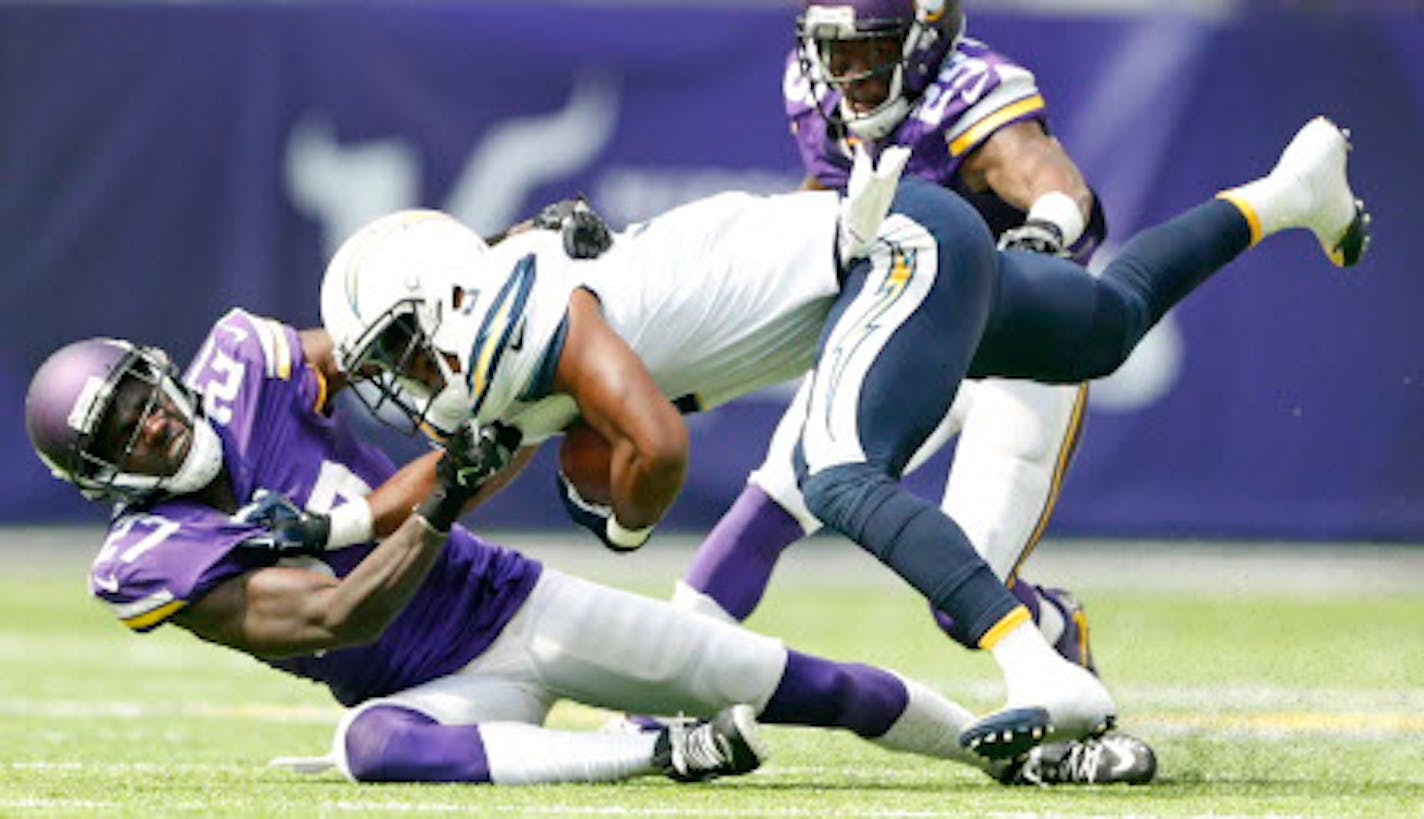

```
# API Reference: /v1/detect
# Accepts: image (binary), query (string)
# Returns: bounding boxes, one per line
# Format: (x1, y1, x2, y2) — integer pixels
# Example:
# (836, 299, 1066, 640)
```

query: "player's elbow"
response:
(293, 593, 397, 652)
(637, 419, 689, 489)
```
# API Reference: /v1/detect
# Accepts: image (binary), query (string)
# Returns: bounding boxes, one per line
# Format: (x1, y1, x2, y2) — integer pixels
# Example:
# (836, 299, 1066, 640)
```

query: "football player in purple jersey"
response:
(25, 309, 1159, 786)
(677, 0, 1113, 683)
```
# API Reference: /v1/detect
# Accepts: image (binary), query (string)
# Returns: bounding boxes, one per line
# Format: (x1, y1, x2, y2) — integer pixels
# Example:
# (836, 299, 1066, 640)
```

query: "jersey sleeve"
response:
(782, 50, 852, 189)
(89, 503, 274, 632)
(931, 38, 1050, 163)
(184, 309, 326, 440)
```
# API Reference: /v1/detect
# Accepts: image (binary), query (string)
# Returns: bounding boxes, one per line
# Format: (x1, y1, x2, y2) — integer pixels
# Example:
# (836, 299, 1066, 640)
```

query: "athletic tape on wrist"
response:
(326, 497, 374, 548)
(605, 517, 653, 551)
(1027, 191, 1086, 247)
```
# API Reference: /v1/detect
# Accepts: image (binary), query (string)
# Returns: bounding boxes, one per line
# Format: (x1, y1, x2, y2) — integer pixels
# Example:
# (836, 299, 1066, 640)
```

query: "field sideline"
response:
(2, 529, 1421, 817)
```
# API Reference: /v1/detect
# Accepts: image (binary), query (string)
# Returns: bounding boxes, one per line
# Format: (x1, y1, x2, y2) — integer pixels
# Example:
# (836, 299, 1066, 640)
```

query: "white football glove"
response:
(838, 145, 912, 263)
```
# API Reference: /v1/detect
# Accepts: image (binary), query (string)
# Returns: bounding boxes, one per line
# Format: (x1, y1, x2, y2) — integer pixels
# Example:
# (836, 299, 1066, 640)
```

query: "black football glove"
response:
(531, 197, 613, 259)
(235, 489, 331, 553)
(415, 422, 524, 532)
(998, 218, 1070, 257)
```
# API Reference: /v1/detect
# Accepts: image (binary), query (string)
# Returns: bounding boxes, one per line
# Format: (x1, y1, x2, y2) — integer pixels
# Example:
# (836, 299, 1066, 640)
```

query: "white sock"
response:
(872, 675, 998, 774)
(479, 723, 658, 785)
(988, 619, 1070, 706)
(1220, 172, 1305, 242)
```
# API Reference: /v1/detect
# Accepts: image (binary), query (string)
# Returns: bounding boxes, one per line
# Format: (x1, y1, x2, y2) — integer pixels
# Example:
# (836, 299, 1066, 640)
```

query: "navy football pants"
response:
(797, 177, 1250, 644)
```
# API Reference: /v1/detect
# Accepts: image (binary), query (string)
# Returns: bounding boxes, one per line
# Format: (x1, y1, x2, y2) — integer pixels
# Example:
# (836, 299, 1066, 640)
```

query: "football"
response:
(558, 420, 614, 504)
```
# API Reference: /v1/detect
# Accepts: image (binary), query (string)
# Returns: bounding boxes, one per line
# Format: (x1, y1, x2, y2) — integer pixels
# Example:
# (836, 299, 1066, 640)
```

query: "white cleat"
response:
(1269, 116, 1372, 267)
(959, 658, 1117, 761)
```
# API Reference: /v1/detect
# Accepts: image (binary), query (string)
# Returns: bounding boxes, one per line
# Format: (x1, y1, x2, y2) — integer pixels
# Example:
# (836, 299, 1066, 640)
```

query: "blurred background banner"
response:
(2, 2, 1420, 539)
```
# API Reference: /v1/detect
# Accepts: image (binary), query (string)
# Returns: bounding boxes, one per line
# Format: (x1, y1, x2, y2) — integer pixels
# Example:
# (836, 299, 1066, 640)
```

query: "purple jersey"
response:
(786, 36, 1048, 239)
(88, 309, 541, 707)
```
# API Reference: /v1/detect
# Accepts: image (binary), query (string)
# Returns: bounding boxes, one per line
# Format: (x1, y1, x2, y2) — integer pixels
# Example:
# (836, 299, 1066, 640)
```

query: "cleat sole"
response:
(1328, 199, 1371, 268)
(959, 707, 1054, 761)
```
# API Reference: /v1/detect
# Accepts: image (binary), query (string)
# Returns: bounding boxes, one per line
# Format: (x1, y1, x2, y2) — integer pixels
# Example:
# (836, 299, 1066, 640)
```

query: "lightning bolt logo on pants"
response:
(821, 246, 917, 436)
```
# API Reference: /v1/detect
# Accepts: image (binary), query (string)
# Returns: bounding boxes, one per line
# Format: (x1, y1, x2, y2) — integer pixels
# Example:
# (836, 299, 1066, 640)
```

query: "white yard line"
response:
(7, 528, 1423, 595)
(5, 683, 1423, 735)
(0, 801, 1307, 819)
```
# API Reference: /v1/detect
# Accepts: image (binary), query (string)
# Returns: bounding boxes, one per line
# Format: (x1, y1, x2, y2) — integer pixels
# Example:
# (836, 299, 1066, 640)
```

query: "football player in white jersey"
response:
(321, 117, 1368, 760)
(679, 0, 1106, 679)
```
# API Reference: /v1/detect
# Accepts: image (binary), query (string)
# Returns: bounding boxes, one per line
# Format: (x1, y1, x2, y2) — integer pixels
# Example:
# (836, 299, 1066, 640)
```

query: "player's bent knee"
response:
(340, 703, 492, 784)
(801, 463, 898, 543)
(890, 178, 996, 273)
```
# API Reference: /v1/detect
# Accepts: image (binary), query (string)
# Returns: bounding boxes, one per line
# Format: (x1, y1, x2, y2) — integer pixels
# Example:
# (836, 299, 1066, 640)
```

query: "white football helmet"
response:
(320, 210, 572, 437)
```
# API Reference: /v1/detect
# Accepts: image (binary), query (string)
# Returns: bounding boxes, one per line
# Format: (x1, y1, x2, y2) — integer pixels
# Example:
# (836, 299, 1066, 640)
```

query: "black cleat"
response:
(999, 731, 1157, 786)
(653, 705, 768, 783)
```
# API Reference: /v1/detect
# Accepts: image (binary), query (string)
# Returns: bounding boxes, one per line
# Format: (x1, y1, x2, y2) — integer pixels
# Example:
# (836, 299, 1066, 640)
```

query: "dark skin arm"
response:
(164, 329, 457, 657)
(297, 328, 536, 539)
(551, 289, 688, 529)
(957, 119, 1093, 221)
(171, 513, 448, 658)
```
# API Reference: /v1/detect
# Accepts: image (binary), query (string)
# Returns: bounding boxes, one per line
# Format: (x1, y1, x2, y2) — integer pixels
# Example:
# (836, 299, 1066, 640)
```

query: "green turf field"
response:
(2, 534, 1421, 817)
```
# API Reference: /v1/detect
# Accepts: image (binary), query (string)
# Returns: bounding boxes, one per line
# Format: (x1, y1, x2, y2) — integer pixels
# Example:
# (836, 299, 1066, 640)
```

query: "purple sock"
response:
(344, 705, 491, 783)
(1009, 579, 1043, 620)
(683, 484, 805, 620)
(759, 650, 909, 738)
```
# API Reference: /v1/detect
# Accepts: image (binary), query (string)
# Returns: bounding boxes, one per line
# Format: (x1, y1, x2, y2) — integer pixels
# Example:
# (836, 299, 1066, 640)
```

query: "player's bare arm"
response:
(551, 289, 688, 530)
(172, 513, 449, 658)
(958, 119, 1092, 219)
(295, 328, 536, 538)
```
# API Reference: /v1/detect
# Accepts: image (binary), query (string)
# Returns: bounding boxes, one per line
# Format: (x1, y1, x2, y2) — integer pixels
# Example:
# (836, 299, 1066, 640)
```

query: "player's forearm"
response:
(367, 451, 442, 538)
(984, 137, 1092, 219)
(608, 435, 687, 529)
(365, 444, 534, 539)
(319, 514, 447, 646)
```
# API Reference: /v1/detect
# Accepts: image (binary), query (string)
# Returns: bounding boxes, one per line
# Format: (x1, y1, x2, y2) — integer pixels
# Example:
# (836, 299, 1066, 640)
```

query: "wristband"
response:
(326, 497, 374, 548)
(1026, 192, 1086, 248)
(605, 517, 654, 552)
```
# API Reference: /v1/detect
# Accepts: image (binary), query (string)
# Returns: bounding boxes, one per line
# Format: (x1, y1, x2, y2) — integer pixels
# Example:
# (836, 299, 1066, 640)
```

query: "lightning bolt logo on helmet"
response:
(320, 210, 573, 440)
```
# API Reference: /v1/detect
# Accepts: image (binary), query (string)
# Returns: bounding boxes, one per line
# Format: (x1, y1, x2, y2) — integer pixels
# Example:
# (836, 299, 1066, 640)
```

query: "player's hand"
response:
(415, 422, 524, 532)
(555, 470, 652, 554)
(443, 421, 523, 487)
(839, 145, 911, 262)
(234, 489, 331, 553)
(998, 219, 1069, 257)
(532, 197, 613, 260)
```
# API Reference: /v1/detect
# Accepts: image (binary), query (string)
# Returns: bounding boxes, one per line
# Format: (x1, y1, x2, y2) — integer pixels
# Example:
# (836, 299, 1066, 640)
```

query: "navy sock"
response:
(1100, 198, 1254, 353)
(975, 199, 1253, 382)
(803, 463, 1019, 645)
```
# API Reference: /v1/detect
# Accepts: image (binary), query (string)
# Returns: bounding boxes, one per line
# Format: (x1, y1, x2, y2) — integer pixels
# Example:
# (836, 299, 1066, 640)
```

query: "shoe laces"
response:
(674, 719, 731, 773)
(1016, 739, 1107, 786)
(1057, 739, 1107, 783)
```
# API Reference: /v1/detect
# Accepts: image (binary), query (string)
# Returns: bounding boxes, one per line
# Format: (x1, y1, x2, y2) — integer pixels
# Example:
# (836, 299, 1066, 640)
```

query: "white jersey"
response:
(499, 190, 843, 442)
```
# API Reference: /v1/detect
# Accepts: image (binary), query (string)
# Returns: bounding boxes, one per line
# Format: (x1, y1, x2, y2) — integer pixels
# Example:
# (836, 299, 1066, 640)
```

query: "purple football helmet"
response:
(25, 338, 222, 502)
(796, 0, 964, 140)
